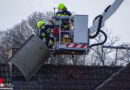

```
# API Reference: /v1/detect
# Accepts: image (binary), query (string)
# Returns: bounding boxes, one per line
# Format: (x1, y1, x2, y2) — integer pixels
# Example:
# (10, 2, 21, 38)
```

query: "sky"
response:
(0, 0, 130, 43)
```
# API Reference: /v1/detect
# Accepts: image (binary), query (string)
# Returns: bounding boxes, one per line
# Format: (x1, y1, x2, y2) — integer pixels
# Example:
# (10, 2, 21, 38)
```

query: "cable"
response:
(104, 5, 111, 13)
(89, 5, 110, 48)
(90, 30, 107, 48)
(89, 15, 103, 39)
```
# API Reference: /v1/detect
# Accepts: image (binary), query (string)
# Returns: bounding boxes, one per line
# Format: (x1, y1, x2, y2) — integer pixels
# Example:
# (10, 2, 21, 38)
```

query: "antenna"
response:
(53, 7, 57, 15)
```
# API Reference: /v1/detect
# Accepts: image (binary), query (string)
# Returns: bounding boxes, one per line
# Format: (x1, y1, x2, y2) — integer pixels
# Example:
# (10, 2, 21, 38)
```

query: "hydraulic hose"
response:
(89, 15, 103, 39)
(89, 5, 111, 39)
(89, 30, 107, 48)
(89, 5, 111, 48)
(104, 5, 111, 13)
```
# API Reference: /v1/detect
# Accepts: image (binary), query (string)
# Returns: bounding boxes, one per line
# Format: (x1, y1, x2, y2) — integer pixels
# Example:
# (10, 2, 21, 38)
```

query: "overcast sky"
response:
(0, 0, 130, 43)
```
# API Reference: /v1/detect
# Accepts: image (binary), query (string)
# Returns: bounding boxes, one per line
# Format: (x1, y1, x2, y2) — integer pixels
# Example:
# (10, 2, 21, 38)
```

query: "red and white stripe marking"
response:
(66, 43, 87, 48)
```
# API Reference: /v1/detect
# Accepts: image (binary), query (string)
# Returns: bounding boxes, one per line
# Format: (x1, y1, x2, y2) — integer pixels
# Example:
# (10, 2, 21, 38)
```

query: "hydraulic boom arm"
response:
(90, 0, 124, 34)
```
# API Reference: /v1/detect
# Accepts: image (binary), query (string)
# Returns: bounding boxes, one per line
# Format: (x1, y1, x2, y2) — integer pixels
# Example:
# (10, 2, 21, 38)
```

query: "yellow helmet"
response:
(37, 21, 45, 29)
(58, 3, 65, 11)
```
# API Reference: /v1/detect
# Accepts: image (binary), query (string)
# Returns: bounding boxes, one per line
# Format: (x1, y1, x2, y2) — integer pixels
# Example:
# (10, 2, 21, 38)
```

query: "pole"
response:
(53, 7, 56, 15)
(115, 49, 118, 65)
(126, 45, 130, 62)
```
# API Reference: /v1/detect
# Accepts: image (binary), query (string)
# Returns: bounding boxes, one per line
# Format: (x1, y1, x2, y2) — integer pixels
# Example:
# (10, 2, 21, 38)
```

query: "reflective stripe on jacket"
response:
(55, 10, 72, 16)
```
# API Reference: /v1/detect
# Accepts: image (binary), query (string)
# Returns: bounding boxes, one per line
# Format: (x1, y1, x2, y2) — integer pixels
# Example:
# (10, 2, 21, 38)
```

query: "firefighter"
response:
(55, 3, 73, 30)
(37, 21, 54, 48)
(56, 3, 72, 16)
(55, 3, 73, 43)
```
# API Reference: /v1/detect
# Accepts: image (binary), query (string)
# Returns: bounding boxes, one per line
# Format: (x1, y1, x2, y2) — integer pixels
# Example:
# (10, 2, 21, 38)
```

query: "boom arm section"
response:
(90, 0, 124, 34)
